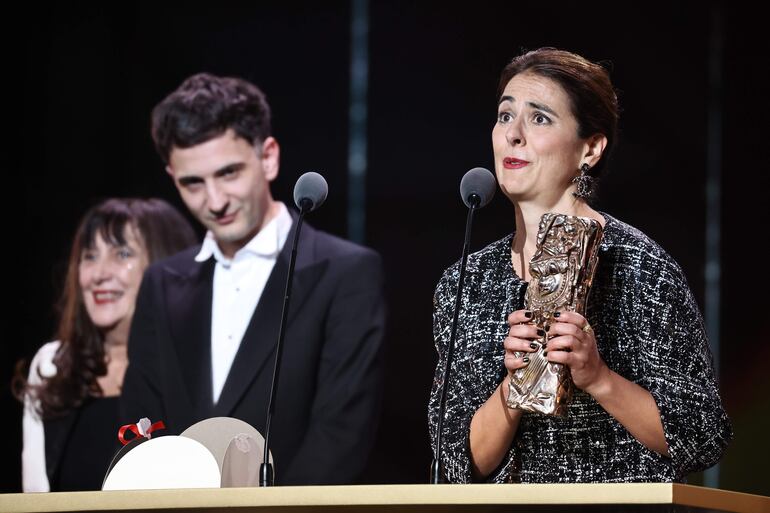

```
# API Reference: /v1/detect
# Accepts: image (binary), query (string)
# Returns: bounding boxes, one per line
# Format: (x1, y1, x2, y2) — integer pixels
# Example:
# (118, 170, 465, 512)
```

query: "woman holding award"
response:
(428, 48, 732, 483)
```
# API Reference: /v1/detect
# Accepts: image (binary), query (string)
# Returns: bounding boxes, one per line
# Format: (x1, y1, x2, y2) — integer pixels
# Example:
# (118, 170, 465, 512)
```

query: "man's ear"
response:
(260, 137, 280, 182)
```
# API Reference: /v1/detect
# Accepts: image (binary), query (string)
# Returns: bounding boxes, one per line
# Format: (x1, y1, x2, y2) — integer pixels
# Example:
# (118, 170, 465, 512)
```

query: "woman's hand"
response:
(503, 309, 540, 374)
(546, 311, 669, 456)
(544, 311, 612, 397)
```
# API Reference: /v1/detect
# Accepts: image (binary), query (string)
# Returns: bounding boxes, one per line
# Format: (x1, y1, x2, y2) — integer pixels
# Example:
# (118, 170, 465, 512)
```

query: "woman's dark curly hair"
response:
(14, 198, 197, 419)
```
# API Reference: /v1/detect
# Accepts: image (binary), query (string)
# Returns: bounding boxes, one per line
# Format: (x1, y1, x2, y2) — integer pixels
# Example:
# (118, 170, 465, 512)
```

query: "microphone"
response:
(460, 167, 496, 208)
(260, 171, 328, 487)
(293, 171, 328, 213)
(430, 167, 496, 484)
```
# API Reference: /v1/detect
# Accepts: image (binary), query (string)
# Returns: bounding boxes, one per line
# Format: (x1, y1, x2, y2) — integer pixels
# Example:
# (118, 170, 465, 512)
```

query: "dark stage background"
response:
(7, 1, 768, 495)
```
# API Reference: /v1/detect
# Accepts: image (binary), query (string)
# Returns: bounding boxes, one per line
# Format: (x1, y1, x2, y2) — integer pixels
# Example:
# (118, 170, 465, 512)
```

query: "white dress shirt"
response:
(195, 203, 292, 404)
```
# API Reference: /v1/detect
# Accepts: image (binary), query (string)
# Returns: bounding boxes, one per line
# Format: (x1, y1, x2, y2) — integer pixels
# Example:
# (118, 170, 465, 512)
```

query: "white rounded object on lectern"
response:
(102, 436, 220, 490)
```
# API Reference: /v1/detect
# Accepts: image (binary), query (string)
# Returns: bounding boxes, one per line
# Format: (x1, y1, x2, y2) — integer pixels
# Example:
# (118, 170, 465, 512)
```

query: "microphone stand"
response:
(259, 198, 312, 487)
(430, 193, 480, 484)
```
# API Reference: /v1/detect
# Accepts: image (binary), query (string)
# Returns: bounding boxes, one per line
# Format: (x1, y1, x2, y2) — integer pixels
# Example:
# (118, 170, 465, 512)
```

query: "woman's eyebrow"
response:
(498, 96, 559, 118)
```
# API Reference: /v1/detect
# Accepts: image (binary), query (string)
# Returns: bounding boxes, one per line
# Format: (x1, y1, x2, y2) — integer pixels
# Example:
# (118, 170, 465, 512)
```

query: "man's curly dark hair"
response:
(151, 73, 272, 164)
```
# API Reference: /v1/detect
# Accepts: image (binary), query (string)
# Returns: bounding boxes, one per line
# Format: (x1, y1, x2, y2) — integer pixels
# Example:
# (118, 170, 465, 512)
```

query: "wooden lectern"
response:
(1, 483, 767, 513)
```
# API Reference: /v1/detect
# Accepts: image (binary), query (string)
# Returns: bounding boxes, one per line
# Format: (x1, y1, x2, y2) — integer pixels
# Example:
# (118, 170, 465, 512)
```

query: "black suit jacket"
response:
(120, 217, 386, 485)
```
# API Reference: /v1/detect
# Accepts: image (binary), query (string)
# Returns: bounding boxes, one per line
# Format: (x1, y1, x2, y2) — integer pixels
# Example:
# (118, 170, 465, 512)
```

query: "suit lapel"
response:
(166, 257, 215, 419)
(213, 216, 329, 417)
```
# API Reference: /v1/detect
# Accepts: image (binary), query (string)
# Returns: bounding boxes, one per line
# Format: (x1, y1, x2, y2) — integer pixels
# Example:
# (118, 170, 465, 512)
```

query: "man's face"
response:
(167, 129, 280, 257)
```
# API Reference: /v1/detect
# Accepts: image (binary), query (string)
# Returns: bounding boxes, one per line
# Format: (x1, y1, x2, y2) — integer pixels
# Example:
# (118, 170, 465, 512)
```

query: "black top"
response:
(428, 213, 732, 483)
(48, 397, 120, 491)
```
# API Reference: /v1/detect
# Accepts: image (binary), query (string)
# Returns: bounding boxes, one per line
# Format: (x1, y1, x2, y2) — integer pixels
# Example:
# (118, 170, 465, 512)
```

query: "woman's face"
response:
(492, 71, 589, 204)
(79, 226, 149, 333)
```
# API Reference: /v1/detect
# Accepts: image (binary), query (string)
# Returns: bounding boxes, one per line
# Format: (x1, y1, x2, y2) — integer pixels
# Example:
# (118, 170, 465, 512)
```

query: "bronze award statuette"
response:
(506, 213, 604, 415)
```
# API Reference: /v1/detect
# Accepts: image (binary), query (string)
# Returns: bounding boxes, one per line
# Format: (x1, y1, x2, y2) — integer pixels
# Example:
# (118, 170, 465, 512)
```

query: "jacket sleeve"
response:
(632, 254, 732, 478)
(281, 250, 386, 484)
(427, 267, 516, 484)
(428, 268, 474, 483)
(21, 341, 60, 492)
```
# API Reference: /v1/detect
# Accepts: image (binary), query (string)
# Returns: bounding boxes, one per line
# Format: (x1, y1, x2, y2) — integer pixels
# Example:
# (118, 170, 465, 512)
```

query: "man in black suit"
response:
(120, 73, 385, 485)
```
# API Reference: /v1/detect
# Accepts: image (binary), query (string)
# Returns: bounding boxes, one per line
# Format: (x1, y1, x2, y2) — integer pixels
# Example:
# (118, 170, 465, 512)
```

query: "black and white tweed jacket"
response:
(428, 213, 732, 483)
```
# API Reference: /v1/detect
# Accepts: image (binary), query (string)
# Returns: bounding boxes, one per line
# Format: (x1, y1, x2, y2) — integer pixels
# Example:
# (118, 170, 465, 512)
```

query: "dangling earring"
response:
(572, 163, 593, 199)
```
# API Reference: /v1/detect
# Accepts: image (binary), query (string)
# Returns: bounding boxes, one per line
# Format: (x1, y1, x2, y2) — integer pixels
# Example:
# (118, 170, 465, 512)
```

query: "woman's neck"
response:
(98, 321, 130, 397)
(102, 316, 130, 351)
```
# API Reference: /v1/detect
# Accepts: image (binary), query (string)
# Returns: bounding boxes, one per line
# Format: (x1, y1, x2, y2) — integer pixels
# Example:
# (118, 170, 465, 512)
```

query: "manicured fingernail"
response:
(529, 342, 538, 350)
(553, 312, 561, 318)
(537, 329, 545, 337)
(545, 325, 550, 332)
(524, 311, 533, 318)
(522, 357, 530, 363)
(543, 351, 548, 357)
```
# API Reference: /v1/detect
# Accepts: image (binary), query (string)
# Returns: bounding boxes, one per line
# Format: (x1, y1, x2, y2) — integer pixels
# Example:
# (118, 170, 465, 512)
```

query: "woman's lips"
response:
(93, 290, 124, 304)
(503, 157, 529, 170)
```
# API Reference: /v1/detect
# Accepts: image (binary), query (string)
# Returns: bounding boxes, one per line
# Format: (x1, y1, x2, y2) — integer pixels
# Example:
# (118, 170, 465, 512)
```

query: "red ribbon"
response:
(118, 419, 166, 446)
